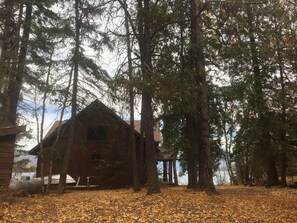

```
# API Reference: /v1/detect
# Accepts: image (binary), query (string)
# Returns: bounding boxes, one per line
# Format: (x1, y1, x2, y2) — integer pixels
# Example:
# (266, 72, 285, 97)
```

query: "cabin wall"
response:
(0, 135, 15, 190)
(37, 109, 141, 188)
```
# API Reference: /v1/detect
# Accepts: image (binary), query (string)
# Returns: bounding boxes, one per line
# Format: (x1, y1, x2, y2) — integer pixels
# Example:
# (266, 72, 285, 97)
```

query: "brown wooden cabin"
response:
(0, 126, 26, 190)
(29, 100, 149, 188)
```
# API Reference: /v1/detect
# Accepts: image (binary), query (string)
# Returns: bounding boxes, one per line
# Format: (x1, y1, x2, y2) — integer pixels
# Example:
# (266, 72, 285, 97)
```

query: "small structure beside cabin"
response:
(157, 146, 178, 185)
(128, 120, 162, 147)
(0, 126, 26, 191)
(29, 100, 162, 188)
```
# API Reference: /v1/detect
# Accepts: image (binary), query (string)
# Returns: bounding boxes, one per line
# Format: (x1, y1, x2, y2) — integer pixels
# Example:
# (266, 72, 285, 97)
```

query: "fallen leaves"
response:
(1, 186, 297, 222)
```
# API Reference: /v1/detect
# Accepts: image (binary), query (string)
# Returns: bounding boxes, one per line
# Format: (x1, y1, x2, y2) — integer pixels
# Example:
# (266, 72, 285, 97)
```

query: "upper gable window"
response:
(87, 125, 107, 141)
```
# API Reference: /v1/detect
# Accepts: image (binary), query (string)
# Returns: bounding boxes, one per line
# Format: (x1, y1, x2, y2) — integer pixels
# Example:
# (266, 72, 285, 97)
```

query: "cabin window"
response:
(91, 153, 101, 161)
(87, 125, 107, 141)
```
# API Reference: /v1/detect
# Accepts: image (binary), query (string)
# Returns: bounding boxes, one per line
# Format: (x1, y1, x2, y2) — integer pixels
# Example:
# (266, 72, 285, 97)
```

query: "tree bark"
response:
(246, 6, 279, 187)
(169, 161, 173, 183)
(163, 161, 168, 182)
(137, 0, 160, 195)
(191, 0, 215, 192)
(173, 159, 179, 186)
(0, 1, 16, 103)
(47, 67, 73, 194)
(123, 0, 140, 192)
(0, 2, 32, 127)
(185, 115, 198, 189)
(276, 33, 287, 187)
(39, 50, 54, 194)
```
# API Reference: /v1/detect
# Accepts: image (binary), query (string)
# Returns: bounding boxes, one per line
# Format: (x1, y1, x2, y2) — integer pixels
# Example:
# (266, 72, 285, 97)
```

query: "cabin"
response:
(29, 100, 161, 188)
(0, 125, 26, 190)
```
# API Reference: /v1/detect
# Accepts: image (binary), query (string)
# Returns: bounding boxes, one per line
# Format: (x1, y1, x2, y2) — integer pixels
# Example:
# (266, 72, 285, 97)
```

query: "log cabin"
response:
(29, 100, 161, 188)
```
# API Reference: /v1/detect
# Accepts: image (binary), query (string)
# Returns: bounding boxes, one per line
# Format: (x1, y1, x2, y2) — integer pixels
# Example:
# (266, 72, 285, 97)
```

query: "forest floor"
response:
(1, 185, 297, 223)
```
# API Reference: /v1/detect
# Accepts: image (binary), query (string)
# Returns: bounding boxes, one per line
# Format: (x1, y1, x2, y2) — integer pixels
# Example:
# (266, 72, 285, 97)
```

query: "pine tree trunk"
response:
(39, 50, 54, 194)
(169, 161, 173, 183)
(163, 161, 168, 182)
(191, 0, 215, 192)
(279, 152, 287, 187)
(123, 0, 140, 192)
(187, 149, 198, 189)
(185, 115, 198, 189)
(47, 67, 73, 194)
(142, 91, 160, 194)
(139, 105, 146, 185)
(246, 6, 279, 187)
(137, 0, 160, 195)
(0, 1, 16, 114)
(276, 37, 287, 188)
(46, 160, 53, 194)
(173, 159, 178, 186)
(0, 2, 32, 127)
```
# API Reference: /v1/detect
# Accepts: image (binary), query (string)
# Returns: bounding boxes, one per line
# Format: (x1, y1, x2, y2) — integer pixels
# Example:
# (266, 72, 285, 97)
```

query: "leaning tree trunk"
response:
(191, 0, 215, 192)
(47, 67, 73, 194)
(57, 0, 80, 194)
(39, 50, 54, 194)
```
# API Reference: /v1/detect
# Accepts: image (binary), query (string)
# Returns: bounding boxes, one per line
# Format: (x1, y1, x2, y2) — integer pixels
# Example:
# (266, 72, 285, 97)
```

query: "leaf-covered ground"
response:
(1, 185, 297, 222)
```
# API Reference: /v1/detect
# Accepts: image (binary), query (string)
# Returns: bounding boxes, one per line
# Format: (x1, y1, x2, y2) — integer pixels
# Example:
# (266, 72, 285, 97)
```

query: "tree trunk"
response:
(185, 115, 198, 189)
(142, 91, 160, 194)
(169, 161, 173, 183)
(57, 0, 81, 194)
(123, 0, 140, 192)
(46, 66, 73, 194)
(279, 152, 287, 187)
(0, 1, 16, 105)
(137, 0, 160, 195)
(173, 159, 178, 186)
(246, 6, 279, 187)
(191, 0, 215, 192)
(222, 113, 235, 185)
(39, 50, 54, 194)
(0, 2, 32, 127)
(163, 161, 168, 182)
(276, 34, 287, 188)
(139, 104, 146, 185)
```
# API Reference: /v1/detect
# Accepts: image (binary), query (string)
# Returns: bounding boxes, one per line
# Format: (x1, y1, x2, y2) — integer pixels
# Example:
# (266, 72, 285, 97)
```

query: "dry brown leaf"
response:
(1, 186, 297, 222)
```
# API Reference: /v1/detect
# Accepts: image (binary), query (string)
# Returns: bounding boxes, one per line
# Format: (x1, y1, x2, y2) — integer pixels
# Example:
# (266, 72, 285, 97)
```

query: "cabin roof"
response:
(0, 126, 26, 137)
(29, 100, 142, 155)
(157, 146, 176, 161)
(125, 120, 161, 143)
(44, 121, 67, 138)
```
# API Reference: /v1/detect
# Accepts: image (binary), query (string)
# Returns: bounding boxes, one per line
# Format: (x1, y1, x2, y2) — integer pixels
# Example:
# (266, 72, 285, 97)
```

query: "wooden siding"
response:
(0, 137, 15, 189)
(0, 126, 26, 190)
(32, 100, 144, 188)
